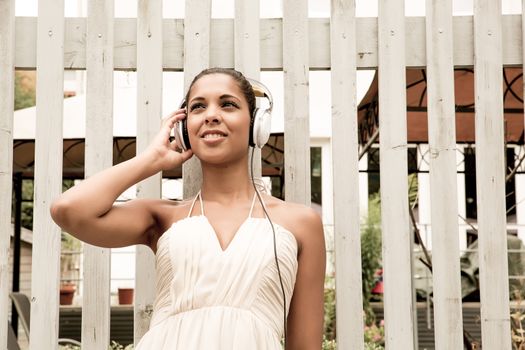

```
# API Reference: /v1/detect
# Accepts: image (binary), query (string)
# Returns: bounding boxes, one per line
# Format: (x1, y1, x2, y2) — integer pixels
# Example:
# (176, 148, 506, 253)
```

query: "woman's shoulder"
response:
(266, 196, 319, 220)
(261, 194, 324, 250)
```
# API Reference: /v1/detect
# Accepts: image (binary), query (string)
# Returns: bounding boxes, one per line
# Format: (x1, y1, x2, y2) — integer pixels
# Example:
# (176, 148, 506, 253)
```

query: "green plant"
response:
(59, 341, 133, 350)
(361, 193, 382, 325)
(511, 288, 525, 350)
(322, 335, 337, 350)
(109, 340, 134, 349)
(323, 285, 336, 341)
(14, 71, 36, 110)
(60, 232, 81, 292)
(365, 342, 385, 350)
(364, 320, 385, 347)
(59, 345, 80, 350)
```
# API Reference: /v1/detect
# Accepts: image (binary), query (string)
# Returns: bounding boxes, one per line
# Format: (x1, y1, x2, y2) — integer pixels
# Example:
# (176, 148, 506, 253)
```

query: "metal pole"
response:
(11, 173, 22, 335)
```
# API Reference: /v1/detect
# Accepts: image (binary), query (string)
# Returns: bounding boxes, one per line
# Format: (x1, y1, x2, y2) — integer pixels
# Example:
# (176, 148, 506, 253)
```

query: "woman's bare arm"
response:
(285, 207, 326, 350)
(50, 110, 192, 248)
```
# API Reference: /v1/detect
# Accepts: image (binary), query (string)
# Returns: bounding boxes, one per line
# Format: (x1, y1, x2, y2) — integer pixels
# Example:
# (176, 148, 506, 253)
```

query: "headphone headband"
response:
(246, 78, 273, 112)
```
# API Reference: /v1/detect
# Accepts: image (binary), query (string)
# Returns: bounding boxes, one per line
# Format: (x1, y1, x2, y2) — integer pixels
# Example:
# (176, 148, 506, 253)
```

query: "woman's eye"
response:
(222, 101, 238, 108)
(189, 103, 204, 111)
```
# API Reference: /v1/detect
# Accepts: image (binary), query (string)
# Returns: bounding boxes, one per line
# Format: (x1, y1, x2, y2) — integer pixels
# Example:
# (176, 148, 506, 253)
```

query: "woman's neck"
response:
(200, 160, 255, 204)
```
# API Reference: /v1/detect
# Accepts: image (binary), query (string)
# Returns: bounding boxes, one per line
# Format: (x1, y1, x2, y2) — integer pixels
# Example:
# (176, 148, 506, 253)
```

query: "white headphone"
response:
(174, 77, 273, 151)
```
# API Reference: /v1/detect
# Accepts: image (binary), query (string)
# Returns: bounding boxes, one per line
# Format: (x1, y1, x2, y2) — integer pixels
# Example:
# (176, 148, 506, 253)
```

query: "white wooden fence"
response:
(0, 0, 517, 349)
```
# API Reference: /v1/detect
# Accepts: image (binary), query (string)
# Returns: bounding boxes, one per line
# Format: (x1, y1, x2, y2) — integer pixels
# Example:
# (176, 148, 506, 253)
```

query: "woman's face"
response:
(185, 73, 251, 165)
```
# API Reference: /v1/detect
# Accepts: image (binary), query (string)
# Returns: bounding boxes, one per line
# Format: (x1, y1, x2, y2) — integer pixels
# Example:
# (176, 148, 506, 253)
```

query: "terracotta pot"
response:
(60, 284, 76, 305)
(118, 288, 134, 305)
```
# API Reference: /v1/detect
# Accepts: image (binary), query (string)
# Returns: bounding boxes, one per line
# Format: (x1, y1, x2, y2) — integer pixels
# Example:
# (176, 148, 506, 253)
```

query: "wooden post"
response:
(135, 0, 163, 343)
(474, 1, 511, 349)
(182, 0, 211, 199)
(283, 0, 310, 205)
(29, 0, 65, 348)
(82, 0, 114, 347)
(425, 0, 464, 348)
(0, 0, 15, 347)
(330, 1, 364, 349)
(378, 0, 415, 348)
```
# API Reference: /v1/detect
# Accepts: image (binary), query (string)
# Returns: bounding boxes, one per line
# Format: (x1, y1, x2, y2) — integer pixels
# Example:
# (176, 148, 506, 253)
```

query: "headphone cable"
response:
(250, 147, 288, 343)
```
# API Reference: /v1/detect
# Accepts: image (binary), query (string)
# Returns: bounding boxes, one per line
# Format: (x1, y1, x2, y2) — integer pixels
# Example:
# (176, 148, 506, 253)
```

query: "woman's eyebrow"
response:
(189, 94, 241, 104)
(219, 94, 240, 102)
(189, 96, 205, 104)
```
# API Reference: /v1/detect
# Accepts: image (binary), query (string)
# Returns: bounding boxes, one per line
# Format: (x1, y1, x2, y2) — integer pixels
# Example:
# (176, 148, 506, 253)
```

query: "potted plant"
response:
(118, 287, 134, 305)
(60, 283, 76, 305)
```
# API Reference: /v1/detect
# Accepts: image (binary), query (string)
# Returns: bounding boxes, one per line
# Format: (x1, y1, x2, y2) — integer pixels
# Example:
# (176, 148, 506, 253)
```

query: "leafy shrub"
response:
(361, 193, 382, 325)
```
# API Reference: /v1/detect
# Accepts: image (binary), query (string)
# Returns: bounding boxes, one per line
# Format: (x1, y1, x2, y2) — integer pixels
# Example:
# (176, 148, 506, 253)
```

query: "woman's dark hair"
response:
(184, 68, 256, 118)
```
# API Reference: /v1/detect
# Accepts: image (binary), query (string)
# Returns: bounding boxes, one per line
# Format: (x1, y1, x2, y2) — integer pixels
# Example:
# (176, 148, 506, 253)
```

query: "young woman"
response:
(51, 68, 325, 349)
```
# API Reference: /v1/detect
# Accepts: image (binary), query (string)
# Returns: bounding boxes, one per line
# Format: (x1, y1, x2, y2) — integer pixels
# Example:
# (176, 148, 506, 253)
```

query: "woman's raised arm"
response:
(50, 110, 192, 248)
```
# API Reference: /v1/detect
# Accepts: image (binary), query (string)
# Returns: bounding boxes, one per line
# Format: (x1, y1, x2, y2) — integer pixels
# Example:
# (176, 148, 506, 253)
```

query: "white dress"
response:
(135, 191, 298, 349)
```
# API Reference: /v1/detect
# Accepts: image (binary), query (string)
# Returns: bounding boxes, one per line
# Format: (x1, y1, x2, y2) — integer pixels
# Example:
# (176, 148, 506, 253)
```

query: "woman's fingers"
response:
(162, 109, 185, 127)
(169, 138, 180, 150)
(179, 149, 193, 162)
(159, 109, 186, 141)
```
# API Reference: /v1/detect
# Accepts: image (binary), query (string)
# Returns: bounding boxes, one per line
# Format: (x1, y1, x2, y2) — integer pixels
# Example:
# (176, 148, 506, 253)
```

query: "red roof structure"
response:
(358, 68, 524, 144)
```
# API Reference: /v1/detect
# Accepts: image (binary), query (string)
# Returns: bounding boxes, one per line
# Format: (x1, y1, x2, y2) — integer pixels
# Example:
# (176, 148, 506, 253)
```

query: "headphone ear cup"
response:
(174, 119, 191, 150)
(181, 119, 191, 150)
(252, 109, 271, 148)
(174, 98, 191, 150)
(249, 108, 258, 147)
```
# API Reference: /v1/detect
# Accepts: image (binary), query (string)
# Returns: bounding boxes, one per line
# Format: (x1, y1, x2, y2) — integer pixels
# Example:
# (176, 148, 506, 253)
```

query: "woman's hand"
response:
(145, 108, 193, 171)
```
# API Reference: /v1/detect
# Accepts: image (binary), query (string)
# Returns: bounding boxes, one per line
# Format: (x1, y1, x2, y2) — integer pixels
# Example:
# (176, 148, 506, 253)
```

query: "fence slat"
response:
(234, 0, 262, 178)
(330, 1, 364, 349)
(182, 0, 211, 198)
(473, 2, 511, 349)
(377, 0, 415, 348)
(234, 1, 259, 79)
(134, 0, 163, 343)
(0, 0, 15, 347)
(82, 0, 114, 347)
(425, 1, 464, 348)
(283, 0, 310, 205)
(29, 0, 65, 348)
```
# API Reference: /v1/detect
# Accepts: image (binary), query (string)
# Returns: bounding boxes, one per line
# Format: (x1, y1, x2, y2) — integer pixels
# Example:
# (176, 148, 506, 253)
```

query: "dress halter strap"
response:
(187, 190, 203, 218)
(188, 190, 259, 218)
(247, 190, 258, 218)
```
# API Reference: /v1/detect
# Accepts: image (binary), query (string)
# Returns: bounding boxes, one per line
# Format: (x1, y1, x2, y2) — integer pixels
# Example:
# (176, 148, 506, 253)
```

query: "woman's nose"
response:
(204, 106, 221, 124)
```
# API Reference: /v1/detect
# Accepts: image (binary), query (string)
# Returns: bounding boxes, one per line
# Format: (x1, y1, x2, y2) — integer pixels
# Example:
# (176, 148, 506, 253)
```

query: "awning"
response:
(358, 68, 524, 144)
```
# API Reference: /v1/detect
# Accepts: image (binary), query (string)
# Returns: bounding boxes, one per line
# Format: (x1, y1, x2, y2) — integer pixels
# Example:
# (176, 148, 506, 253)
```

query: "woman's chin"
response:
(195, 149, 248, 167)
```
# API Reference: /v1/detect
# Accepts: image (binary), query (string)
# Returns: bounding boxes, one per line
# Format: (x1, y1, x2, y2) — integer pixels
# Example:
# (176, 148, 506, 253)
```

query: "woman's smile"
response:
(200, 128, 229, 146)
